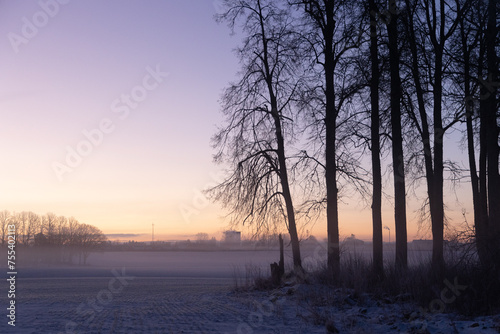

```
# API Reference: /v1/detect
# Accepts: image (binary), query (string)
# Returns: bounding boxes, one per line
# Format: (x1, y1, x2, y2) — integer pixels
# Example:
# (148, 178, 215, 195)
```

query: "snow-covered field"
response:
(0, 250, 499, 333)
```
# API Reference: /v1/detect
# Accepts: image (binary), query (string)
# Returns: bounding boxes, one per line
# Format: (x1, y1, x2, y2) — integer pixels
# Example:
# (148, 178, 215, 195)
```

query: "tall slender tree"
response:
(472, 0, 500, 269)
(403, 0, 474, 271)
(387, 0, 408, 269)
(454, 0, 500, 271)
(210, 0, 303, 270)
(295, 0, 364, 277)
(484, 0, 499, 261)
(455, 0, 489, 267)
(368, 0, 384, 277)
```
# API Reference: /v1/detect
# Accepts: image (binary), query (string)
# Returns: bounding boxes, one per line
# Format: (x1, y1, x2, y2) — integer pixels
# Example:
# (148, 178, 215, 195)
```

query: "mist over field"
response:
(1, 239, 438, 278)
(2, 248, 293, 279)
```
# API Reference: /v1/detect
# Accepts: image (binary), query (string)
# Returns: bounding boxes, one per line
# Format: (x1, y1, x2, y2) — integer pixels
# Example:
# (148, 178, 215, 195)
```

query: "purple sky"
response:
(0, 0, 473, 241)
(0, 0, 243, 239)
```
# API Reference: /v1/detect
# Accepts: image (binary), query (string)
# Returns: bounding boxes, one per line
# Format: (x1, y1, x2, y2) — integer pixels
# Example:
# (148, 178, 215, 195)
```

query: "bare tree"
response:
(294, 0, 365, 277)
(42, 212, 57, 244)
(17, 212, 26, 245)
(456, 0, 500, 269)
(368, 0, 384, 277)
(66, 217, 81, 262)
(386, 0, 408, 269)
(482, 0, 500, 267)
(0, 210, 10, 246)
(401, 0, 475, 272)
(26, 211, 40, 245)
(56, 215, 68, 246)
(76, 223, 106, 265)
(209, 0, 303, 270)
(14, 212, 28, 245)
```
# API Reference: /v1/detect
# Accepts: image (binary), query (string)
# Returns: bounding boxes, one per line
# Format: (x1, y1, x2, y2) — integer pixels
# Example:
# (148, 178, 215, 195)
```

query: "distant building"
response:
(223, 230, 241, 243)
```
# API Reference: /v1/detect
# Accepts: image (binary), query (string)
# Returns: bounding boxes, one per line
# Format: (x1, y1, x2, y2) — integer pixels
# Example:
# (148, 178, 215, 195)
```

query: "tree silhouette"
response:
(387, 0, 408, 269)
(294, 0, 365, 277)
(368, 0, 384, 278)
(209, 0, 303, 270)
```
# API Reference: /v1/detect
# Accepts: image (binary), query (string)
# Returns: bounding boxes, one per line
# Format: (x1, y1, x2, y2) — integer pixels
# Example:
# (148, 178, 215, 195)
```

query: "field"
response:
(0, 249, 499, 333)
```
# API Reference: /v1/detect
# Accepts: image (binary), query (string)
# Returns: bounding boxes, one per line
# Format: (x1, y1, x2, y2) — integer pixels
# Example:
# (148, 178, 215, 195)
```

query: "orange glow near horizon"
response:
(88, 188, 472, 244)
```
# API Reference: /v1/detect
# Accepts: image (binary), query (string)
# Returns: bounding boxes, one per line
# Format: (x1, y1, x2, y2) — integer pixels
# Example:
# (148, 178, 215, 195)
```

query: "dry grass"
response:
(304, 249, 500, 316)
(231, 262, 276, 291)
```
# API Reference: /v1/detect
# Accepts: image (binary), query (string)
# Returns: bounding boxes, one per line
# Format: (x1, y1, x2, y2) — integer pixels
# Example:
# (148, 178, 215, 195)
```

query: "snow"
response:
(0, 250, 498, 333)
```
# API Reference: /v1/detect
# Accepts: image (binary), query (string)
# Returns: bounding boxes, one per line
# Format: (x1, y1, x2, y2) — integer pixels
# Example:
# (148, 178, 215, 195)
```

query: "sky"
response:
(0, 0, 474, 242)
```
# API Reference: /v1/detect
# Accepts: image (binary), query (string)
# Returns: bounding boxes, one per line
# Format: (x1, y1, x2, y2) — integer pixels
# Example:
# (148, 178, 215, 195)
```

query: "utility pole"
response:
(152, 223, 154, 244)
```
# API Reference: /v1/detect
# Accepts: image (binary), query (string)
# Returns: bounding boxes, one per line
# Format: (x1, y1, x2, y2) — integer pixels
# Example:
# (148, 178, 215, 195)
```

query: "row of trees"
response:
(0, 210, 106, 264)
(209, 0, 499, 279)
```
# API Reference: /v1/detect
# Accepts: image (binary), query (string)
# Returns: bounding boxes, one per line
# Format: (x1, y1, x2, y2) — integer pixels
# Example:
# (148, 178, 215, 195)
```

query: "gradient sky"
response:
(0, 0, 473, 242)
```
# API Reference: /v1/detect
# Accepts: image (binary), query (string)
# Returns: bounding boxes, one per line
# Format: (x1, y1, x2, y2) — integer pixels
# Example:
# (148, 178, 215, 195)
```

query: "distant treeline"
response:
(0, 210, 106, 265)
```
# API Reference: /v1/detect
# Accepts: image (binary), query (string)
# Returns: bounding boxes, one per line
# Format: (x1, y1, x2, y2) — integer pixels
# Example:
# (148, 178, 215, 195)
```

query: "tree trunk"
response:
(429, 0, 447, 273)
(404, 0, 436, 268)
(275, 119, 303, 270)
(460, 16, 486, 265)
(324, 0, 341, 277)
(478, 80, 490, 266)
(369, 0, 384, 278)
(387, 0, 407, 269)
(257, 0, 302, 271)
(484, 0, 500, 267)
(431, 57, 445, 271)
(279, 234, 285, 276)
